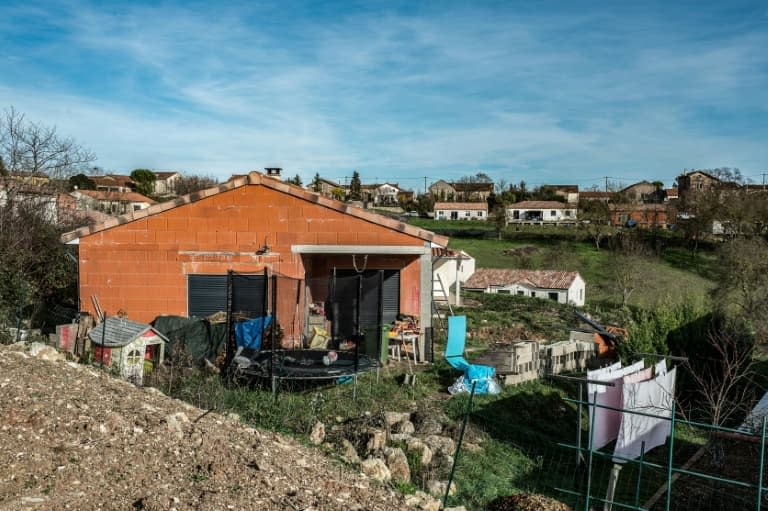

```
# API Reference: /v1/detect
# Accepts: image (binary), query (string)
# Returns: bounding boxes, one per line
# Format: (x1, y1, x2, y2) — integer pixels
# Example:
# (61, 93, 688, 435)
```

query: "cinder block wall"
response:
(78, 184, 424, 335)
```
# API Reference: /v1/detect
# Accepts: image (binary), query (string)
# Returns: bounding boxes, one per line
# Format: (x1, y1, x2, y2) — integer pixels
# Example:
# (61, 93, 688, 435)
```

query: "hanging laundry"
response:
(588, 360, 647, 450)
(613, 368, 677, 463)
(655, 358, 667, 377)
(587, 361, 622, 396)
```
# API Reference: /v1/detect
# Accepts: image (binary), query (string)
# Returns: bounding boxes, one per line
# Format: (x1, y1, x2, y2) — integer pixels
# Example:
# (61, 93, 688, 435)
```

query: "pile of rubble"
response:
(0, 342, 417, 510)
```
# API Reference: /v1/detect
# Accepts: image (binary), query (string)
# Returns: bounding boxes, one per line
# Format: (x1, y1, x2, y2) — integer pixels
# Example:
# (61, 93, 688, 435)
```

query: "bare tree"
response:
(579, 199, 611, 250)
(684, 328, 756, 428)
(0, 107, 96, 181)
(172, 175, 219, 196)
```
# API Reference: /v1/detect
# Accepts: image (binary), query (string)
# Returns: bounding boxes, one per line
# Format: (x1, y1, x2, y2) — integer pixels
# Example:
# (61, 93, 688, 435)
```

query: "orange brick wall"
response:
(78, 184, 425, 336)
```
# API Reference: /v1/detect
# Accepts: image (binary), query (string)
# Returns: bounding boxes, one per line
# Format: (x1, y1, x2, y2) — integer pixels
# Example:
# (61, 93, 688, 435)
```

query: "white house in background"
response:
(374, 183, 400, 205)
(464, 268, 586, 306)
(70, 189, 156, 216)
(154, 171, 182, 196)
(434, 202, 488, 221)
(432, 248, 476, 306)
(506, 201, 577, 224)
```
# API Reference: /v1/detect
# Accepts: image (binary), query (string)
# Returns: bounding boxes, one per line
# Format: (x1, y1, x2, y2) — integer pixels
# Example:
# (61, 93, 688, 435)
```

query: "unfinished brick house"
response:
(61, 171, 448, 359)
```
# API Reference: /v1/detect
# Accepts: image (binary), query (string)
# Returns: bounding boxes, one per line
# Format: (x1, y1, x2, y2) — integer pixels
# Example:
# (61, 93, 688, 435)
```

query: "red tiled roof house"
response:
(61, 171, 448, 361)
(464, 268, 586, 306)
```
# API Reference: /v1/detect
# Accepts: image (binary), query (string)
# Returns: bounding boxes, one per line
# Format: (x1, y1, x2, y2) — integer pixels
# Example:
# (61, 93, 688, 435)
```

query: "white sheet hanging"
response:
(613, 368, 677, 463)
(588, 360, 647, 450)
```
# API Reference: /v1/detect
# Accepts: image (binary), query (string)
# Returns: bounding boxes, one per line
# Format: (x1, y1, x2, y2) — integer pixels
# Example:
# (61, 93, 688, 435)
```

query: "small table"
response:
(389, 332, 419, 363)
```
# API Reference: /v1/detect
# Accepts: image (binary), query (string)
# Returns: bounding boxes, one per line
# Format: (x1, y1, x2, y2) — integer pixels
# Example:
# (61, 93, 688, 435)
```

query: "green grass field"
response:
(447, 237, 714, 309)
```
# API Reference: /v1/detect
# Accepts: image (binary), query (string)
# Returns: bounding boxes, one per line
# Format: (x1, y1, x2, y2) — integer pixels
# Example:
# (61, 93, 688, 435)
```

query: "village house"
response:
(506, 200, 577, 224)
(61, 171, 448, 362)
(71, 189, 156, 215)
(428, 180, 494, 202)
(609, 203, 671, 228)
(90, 174, 135, 193)
(434, 201, 488, 221)
(432, 248, 475, 306)
(619, 181, 665, 204)
(540, 185, 579, 204)
(464, 268, 586, 306)
(154, 171, 182, 196)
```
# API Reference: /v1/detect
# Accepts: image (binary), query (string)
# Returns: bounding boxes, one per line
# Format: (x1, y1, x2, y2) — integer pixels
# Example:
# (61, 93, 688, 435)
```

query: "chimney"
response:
(265, 167, 282, 180)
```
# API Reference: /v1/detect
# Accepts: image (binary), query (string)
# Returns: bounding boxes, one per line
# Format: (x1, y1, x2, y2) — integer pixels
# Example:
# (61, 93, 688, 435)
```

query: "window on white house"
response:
(550, 210, 556, 216)
(548, 292, 558, 301)
(465, 211, 471, 217)
(498, 289, 511, 294)
(565, 210, 572, 217)
(517, 291, 524, 296)
(477, 211, 484, 217)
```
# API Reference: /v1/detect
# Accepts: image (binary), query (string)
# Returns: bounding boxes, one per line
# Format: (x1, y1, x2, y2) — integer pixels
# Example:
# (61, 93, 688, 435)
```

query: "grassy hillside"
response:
(448, 237, 715, 309)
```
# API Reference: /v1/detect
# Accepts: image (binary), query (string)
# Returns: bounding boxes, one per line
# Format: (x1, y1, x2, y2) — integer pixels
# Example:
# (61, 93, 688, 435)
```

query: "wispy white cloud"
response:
(0, 0, 766, 188)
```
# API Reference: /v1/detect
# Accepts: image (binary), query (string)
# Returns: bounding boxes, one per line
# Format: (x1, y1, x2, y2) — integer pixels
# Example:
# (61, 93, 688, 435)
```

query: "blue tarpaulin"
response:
(235, 315, 272, 350)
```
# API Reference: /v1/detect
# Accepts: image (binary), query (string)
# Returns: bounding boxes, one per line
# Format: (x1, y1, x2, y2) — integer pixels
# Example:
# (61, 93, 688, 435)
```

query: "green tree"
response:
(713, 237, 768, 342)
(349, 171, 362, 201)
(416, 193, 434, 217)
(286, 174, 302, 186)
(312, 173, 322, 192)
(130, 168, 157, 196)
(68, 173, 96, 191)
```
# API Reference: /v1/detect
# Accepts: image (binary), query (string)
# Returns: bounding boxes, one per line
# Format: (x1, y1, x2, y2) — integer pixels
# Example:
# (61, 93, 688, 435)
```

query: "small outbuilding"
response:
(89, 317, 167, 384)
(464, 268, 586, 307)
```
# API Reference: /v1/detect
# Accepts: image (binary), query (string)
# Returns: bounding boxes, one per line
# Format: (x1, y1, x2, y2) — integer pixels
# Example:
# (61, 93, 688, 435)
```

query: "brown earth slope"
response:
(0, 344, 406, 510)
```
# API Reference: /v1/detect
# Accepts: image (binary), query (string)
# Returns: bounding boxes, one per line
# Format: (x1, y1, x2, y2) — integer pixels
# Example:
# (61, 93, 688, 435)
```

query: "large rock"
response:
(338, 438, 360, 464)
(383, 447, 410, 483)
(28, 342, 65, 362)
(405, 437, 433, 467)
(360, 457, 391, 482)
(412, 409, 447, 436)
(366, 428, 387, 453)
(426, 479, 457, 498)
(383, 411, 411, 427)
(165, 412, 189, 440)
(408, 490, 440, 511)
(309, 421, 325, 445)
(424, 435, 456, 457)
(394, 420, 415, 435)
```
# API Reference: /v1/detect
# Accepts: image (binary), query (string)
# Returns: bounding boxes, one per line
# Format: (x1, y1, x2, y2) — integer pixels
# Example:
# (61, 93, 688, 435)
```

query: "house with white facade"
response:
(434, 202, 488, 221)
(70, 189, 156, 216)
(432, 248, 475, 306)
(154, 171, 182, 196)
(463, 268, 586, 306)
(506, 201, 577, 224)
(374, 183, 400, 205)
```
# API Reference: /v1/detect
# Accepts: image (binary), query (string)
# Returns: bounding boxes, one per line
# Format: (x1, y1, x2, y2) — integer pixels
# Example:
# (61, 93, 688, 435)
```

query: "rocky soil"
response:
(0, 343, 409, 511)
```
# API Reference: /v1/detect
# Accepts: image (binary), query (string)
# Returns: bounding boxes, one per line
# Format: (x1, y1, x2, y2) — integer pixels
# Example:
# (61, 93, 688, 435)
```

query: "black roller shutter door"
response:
(188, 275, 228, 318)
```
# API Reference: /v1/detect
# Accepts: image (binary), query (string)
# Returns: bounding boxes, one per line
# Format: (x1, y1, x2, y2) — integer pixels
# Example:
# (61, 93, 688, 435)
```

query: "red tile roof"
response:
(464, 268, 581, 290)
(432, 247, 472, 259)
(76, 190, 156, 203)
(434, 202, 488, 210)
(61, 172, 449, 247)
(507, 201, 574, 209)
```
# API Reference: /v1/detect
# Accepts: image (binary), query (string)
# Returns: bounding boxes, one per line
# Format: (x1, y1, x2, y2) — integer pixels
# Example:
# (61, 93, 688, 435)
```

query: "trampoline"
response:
(224, 269, 386, 398)
(233, 348, 378, 380)
(232, 348, 379, 398)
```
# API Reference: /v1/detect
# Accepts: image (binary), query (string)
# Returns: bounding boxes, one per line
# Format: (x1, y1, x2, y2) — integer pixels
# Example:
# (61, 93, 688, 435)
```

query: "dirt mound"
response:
(0, 345, 406, 510)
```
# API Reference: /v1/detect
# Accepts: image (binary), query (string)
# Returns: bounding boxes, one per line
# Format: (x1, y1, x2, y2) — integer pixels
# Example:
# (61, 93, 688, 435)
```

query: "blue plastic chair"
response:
(445, 315, 497, 394)
(445, 315, 471, 371)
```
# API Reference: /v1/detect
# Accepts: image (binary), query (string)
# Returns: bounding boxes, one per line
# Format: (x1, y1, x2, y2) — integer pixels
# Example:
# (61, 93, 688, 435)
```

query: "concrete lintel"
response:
(291, 244, 429, 255)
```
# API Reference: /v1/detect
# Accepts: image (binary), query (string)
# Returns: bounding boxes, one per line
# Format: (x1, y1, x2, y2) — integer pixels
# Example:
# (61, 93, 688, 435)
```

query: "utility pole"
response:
(762, 172, 766, 190)
(604, 176, 609, 193)
(424, 176, 428, 196)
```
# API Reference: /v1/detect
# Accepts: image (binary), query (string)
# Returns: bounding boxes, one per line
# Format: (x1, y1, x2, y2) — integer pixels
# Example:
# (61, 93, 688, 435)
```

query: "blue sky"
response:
(1, 1, 767, 191)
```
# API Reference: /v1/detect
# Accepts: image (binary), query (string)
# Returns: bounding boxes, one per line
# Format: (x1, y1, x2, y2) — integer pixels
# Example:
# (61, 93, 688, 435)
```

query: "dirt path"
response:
(0, 344, 407, 510)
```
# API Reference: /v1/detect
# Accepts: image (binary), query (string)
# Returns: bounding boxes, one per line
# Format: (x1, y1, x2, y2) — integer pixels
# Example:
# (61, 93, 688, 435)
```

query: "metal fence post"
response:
(443, 380, 476, 509)
(585, 390, 598, 511)
(758, 415, 767, 511)
(634, 441, 646, 510)
(665, 400, 676, 511)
